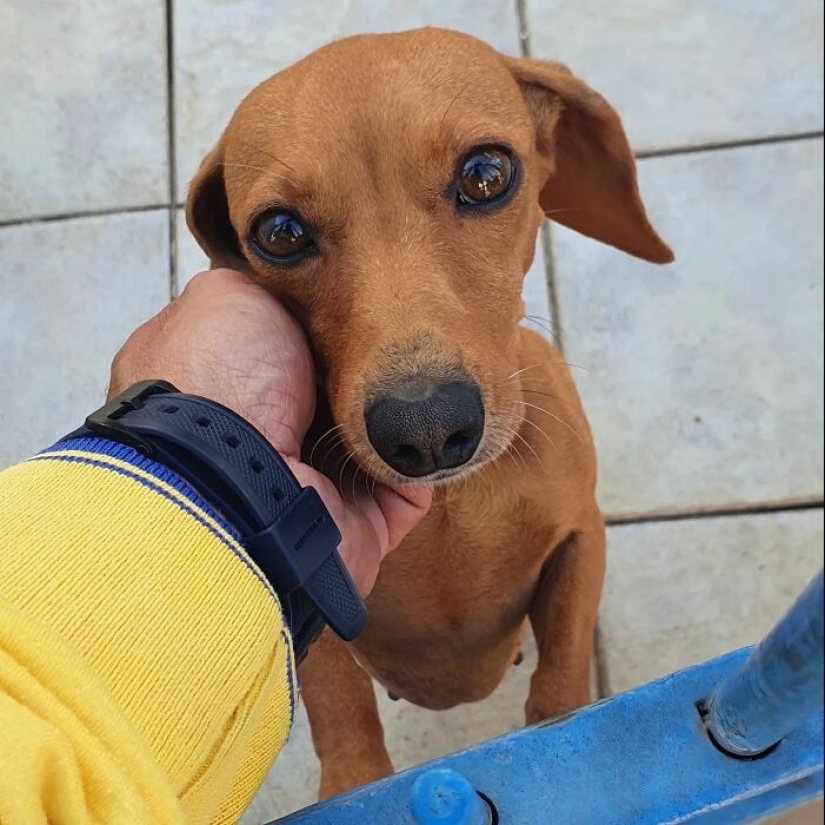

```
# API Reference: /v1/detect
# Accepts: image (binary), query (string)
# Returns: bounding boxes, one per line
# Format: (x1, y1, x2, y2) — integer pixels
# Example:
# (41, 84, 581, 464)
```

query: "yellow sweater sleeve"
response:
(0, 437, 298, 825)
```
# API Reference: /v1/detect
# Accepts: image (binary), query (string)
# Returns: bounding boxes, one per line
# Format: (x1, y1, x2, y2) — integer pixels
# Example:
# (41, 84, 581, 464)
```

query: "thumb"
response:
(288, 461, 432, 596)
(370, 483, 433, 559)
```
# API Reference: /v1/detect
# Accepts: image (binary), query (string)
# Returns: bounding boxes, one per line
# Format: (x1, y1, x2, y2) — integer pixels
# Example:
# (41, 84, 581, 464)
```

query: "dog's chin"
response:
(396, 464, 477, 487)
(362, 438, 511, 488)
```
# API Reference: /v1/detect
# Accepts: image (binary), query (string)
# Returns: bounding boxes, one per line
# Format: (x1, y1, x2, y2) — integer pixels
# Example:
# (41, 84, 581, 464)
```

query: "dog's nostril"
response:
(445, 431, 473, 453)
(393, 444, 423, 465)
(440, 425, 481, 471)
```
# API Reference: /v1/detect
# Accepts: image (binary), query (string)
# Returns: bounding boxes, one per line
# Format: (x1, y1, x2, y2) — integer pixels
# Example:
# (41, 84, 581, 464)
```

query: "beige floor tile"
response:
(175, 207, 210, 293)
(0, 0, 168, 221)
(554, 140, 824, 519)
(521, 224, 556, 343)
(526, 0, 824, 153)
(599, 509, 824, 695)
(0, 211, 170, 467)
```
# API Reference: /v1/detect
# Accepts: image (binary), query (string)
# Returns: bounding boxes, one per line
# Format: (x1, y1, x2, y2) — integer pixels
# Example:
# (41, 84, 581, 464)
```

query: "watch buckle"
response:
(85, 379, 178, 455)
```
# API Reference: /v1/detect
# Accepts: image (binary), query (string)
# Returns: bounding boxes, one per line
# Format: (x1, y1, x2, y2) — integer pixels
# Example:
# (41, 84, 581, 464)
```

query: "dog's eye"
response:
(250, 211, 314, 262)
(456, 146, 515, 207)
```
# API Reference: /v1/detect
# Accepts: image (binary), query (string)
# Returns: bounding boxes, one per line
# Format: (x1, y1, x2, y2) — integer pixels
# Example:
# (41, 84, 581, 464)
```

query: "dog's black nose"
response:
(365, 378, 484, 478)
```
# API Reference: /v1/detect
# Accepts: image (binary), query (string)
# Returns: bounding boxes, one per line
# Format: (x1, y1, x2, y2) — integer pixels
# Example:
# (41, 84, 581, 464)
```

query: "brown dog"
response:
(185, 27, 672, 799)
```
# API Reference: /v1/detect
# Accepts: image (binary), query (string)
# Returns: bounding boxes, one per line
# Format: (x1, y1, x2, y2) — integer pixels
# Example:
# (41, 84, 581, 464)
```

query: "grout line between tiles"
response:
(636, 130, 824, 161)
(5, 135, 821, 231)
(606, 500, 824, 528)
(598, 499, 822, 696)
(593, 625, 612, 699)
(515, 0, 566, 354)
(165, 0, 179, 299)
(539, 221, 566, 353)
(0, 203, 168, 229)
(515, 0, 531, 54)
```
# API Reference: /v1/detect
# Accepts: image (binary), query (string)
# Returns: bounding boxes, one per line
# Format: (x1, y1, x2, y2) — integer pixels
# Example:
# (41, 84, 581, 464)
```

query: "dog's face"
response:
(187, 28, 671, 484)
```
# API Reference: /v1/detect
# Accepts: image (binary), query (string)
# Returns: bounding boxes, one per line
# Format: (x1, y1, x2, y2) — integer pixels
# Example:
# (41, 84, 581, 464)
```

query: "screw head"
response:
(410, 769, 490, 825)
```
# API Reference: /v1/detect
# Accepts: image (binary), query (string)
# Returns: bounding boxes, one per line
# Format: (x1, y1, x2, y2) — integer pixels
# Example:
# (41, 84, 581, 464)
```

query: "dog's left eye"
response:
(250, 211, 314, 263)
(456, 146, 515, 207)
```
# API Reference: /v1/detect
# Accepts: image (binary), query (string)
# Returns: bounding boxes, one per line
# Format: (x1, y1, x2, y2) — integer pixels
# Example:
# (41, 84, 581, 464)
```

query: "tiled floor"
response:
(1, 2, 823, 823)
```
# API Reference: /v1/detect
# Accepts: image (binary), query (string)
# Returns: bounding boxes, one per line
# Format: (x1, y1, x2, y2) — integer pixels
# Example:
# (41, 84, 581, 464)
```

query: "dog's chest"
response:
(366, 484, 559, 638)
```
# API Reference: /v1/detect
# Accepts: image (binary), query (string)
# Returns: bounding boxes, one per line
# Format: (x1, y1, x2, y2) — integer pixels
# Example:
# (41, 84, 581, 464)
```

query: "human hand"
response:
(109, 269, 431, 596)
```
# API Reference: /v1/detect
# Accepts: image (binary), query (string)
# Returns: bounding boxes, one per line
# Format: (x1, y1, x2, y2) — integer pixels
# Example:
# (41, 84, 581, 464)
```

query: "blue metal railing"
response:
(706, 571, 824, 758)
(272, 570, 825, 824)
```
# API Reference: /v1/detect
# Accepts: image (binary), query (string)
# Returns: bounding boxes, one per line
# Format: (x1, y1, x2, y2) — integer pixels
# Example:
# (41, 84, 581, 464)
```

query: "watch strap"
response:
(65, 381, 367, 651)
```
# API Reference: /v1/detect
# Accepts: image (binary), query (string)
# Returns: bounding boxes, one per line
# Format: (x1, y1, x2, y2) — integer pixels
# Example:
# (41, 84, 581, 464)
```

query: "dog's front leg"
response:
(525, 513, 607, 725)
(300, 629, 394, 800)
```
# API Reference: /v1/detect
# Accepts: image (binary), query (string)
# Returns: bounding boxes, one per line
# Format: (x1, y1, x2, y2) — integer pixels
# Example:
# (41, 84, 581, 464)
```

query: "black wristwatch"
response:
(63, 380, 367, 662)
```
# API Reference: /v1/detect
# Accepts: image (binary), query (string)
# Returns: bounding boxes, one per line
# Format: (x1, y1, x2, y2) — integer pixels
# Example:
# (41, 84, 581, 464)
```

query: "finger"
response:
(285, 462, 379, 594)
(335, 503, 385, 597)
(336, 483, 431, 593)
(182, 268, 254, 296)
(367, 483, 432, 560)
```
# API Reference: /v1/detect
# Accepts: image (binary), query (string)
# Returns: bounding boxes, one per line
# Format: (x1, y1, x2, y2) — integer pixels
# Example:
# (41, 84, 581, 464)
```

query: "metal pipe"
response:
(707, 569, 824, 757)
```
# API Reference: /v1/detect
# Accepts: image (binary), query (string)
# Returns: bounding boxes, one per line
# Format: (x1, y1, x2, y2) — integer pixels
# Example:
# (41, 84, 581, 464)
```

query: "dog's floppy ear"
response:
(185, 138, 244, 267)
(505, 57, 673, 264)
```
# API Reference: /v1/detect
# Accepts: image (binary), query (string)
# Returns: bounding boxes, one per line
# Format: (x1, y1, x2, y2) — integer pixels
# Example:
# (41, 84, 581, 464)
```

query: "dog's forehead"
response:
(232, 30, 529, 149)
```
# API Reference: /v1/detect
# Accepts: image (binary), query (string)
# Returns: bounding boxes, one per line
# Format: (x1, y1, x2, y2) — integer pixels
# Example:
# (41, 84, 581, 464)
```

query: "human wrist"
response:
(70, 380, 367, 658)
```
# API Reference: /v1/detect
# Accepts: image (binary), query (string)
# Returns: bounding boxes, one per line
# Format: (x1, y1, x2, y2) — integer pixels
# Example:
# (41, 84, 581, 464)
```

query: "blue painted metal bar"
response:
(273, 571, 824, 824)
(707, 570, 825, 757)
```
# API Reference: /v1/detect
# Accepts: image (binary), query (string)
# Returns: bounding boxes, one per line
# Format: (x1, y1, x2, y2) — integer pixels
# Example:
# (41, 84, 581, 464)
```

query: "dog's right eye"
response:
(250, 211, 315, 263)
(455, 146, 517, 209)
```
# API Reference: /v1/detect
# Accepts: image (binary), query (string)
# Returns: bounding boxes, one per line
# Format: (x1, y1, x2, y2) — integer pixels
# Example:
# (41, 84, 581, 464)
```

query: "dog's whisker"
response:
(337, 453, 355, 495)
(498, 362, 591, 386)
(236, 140, 299, 176)
(500, 388, 578, 410)
(512, 399, 585, 444)
(486, 420, 533, 472)
(509, 441, 529, 472)
(320, 441, 346, 467)
(554, 360, 589, 372)
(520, 389, 578, 409)
(522, 313, 568, 338)
(522, 315, 557, 336)
(500, 364, 543, 383)
(217, 161, 291, 181)
(318, 435, 347, 471)
(509, 411, 559, 454)
(543, 206, 583, 217)
(497, 431, 528, 472)
(308, 423, 345, 466)
(509, 428, 543, 467)
(503, 443, 522, 473)
(524, 313, 559, 327)
(350, 463, 377, 507)
(439, 79, 474, 129)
